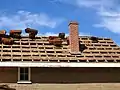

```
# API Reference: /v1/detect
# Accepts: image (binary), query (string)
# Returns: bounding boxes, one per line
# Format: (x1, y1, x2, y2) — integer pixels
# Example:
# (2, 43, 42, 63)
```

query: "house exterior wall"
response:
(1, 67, 120, 90)
(0, 67, 17, 83)
(31, 67, 120, 83)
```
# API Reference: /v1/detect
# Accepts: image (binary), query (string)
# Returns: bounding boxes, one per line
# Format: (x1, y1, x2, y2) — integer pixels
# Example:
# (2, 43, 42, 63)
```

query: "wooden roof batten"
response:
(0, 21, 120, 67)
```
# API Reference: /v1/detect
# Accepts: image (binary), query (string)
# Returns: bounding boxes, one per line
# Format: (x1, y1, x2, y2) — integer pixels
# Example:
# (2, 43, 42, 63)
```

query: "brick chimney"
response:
(69, 21, 80, 54)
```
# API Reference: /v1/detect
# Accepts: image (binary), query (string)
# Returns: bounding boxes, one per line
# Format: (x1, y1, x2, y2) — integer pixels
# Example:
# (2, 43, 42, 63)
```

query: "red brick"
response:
(69, 21, 80, 53)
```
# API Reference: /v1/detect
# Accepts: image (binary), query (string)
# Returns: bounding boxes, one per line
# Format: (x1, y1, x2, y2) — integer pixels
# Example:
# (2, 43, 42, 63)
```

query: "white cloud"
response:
(77, 0, 120, 34)
(22, 32, 59, 36)
(57, 0, 120, 34)
(76, 0, 114, 9)
(79, 32, 91, 36)
(55, 0, 114, 9)
(36, 32, 91, 37)
(94, 10, 120, 34)
(77, 0, 102, 8)
(0, 11, 64, 30)
(40, 32, 59, 36)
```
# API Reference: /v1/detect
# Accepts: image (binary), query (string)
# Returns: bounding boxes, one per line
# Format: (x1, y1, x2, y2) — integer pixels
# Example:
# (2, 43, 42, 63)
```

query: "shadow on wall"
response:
(31, 67, 120, 84)
(0, 67, 120, 84)
(0, 67, 18, 83)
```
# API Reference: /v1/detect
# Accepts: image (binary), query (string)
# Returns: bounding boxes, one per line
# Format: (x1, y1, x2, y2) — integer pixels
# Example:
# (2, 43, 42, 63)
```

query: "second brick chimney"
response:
(69, 21, 80, 54)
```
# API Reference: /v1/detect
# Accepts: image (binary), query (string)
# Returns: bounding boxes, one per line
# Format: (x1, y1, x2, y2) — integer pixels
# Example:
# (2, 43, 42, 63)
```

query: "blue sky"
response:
(0, 0, 120, 45)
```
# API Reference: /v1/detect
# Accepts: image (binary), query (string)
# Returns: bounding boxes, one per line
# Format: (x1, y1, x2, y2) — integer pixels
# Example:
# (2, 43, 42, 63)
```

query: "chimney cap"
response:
(68, 21, 79, 26)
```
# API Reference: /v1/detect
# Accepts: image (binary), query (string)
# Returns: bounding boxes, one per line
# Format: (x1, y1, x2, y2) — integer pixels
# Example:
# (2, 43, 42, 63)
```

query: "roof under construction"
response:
(0, 36, 120, 62)
(0, 21, 120, 67)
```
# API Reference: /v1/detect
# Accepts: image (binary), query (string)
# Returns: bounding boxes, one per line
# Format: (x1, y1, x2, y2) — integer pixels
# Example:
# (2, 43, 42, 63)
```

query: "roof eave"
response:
(0, 62, 120, 67)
